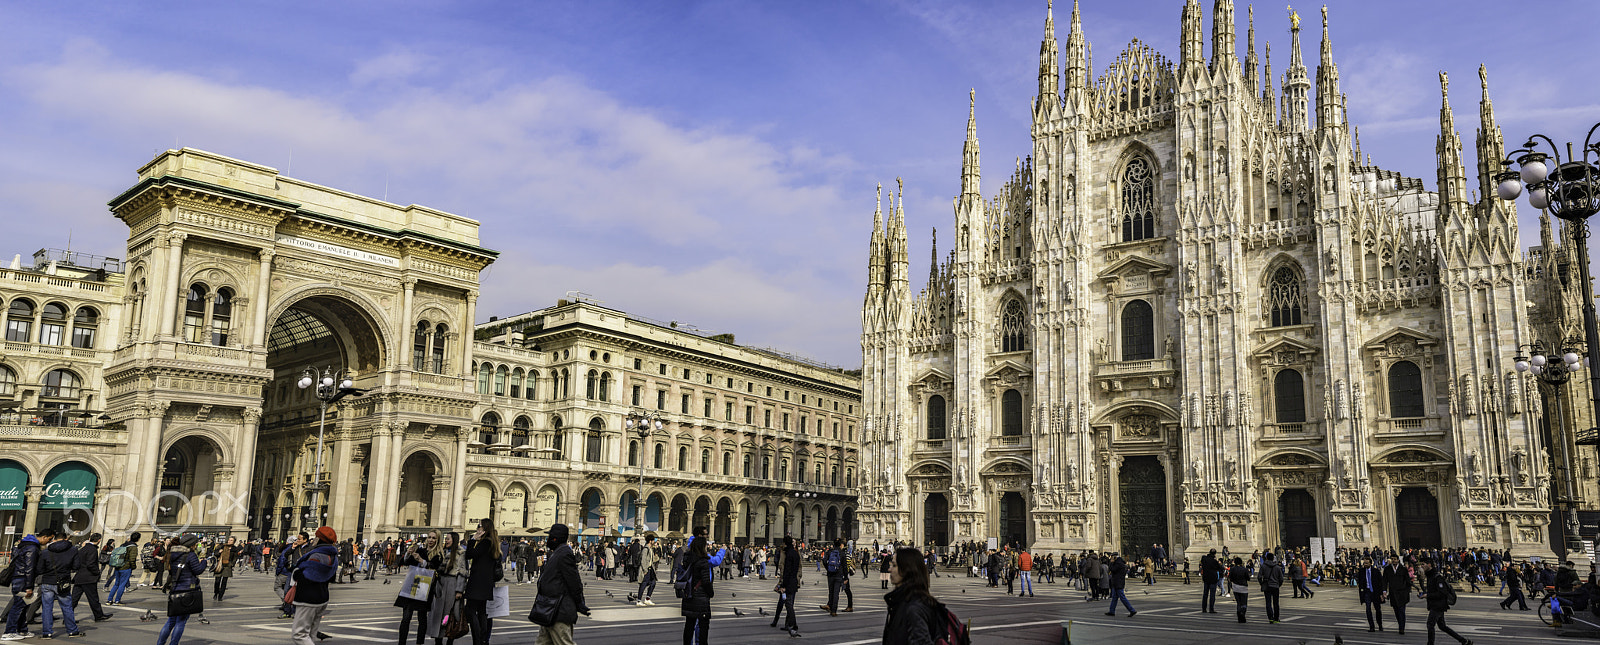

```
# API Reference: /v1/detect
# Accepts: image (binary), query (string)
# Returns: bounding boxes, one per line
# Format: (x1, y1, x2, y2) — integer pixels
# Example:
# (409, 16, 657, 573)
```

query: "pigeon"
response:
(604, 590, 614, 597)
(759, 607, 767, 616)
(731, 593, 736, 597)
(960, 589, 965, 594)
(384, 579, 392, 584)
(1333, 636, 1343, 645)
(735, 608, 746, 616)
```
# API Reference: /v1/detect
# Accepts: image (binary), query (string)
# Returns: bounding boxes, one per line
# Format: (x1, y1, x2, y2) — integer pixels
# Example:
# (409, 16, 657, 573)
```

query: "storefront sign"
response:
(40, 463, 96, 510)
(276, 234, 400, 268)
(0, 461, 26, 510)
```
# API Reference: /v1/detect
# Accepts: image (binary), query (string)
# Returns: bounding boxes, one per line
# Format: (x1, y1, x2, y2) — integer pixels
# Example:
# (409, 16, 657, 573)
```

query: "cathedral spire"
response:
(1437, 72, 1471, 225)
(1063, 0, 1090, 97)
(1180, 0, 1205, 77)
(962, 89, 981, 197)
(929, 227, 939, 287)
(1262, 40, 1277, 124)
(866, 184, 886, 308)
(1210, 0, 1237, 75)
(1282, 5, 1311, 130)
(1476, 64, 1507, 203)
(891, 178, 909, 290)
(1243, 4, 1259, 94)
(1038, 0, 1060, 109)
(1315, 5, 1343, 130)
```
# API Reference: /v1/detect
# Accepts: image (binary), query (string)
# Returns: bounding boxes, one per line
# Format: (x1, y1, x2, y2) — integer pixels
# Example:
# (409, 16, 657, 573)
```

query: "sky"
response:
(1, 0, 1597, 368)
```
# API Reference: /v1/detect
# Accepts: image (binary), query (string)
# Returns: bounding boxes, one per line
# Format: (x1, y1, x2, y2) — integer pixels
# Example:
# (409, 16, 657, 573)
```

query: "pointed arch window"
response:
(1120, 157, 1156, 242)
(926, 394, 947, 440)
(1274, 369, 1307, 423)
(1388, 361, 1425, 418)
(1000, 299, 1027, 352)
(1120, 299, 1155, 360)
(1267, 267, 1305, 327)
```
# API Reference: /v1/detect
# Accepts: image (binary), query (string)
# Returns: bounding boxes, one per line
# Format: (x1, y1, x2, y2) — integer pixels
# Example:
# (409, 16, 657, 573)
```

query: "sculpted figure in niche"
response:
(1507, 373, 1522, 413)
(1164, 335, 1175, 359)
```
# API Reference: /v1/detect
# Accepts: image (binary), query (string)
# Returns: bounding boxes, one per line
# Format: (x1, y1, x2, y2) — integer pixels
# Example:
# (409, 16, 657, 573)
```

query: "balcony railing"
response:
(0, 424, 123, 443)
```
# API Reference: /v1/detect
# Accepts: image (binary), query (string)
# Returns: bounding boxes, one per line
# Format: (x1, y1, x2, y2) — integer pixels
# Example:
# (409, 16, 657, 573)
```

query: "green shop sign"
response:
(0, 460, 25, 510)
(41, 463, 96, 510)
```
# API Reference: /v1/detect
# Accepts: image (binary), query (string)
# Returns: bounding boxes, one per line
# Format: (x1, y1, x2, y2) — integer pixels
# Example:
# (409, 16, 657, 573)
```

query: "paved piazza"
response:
(45, 569, 1563, 644)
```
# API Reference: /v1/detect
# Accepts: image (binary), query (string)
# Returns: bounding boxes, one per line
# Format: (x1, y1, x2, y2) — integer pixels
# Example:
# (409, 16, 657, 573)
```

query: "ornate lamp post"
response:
(295, 366, 363, 531)
(1514, 340, 1589, 556)
(624, 410, 665, 539)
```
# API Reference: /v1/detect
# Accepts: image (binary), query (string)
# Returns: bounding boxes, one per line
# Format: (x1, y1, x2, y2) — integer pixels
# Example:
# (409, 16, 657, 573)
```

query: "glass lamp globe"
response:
(1515, 360, 1530, 372)
(321, 377, 334, 387)
(1571, 362, 1584, 372)
(340, 378, 354, 389)
(1532, 354, 1548, 366)
(1565, 352, 1581, 365)
(298, 376, 314, 389)
(1531, 364, 1544, 375)
(1521, 158, 1548, 184)
(1530, 187, 1551, 210)
(1498, 178, 1523, 200)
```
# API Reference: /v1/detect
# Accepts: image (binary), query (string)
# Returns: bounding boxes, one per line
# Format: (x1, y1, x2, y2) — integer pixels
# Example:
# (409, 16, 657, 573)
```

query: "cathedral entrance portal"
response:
(923, 493, 949, 546)
(1396, 487, 1442, 549)
(1277, 489, 1317, 549)
(999, 492, 1026, 547)
(1118, 456, 1168, 557)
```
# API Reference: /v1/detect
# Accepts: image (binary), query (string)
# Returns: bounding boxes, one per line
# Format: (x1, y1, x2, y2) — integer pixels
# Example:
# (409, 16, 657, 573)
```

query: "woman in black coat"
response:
(393, 531, 438, 645)
(461, 519, 501, 645)
(680, 536, 714, 645)
(882, 547, 938, 645)
(1383, 562, 1413, 636)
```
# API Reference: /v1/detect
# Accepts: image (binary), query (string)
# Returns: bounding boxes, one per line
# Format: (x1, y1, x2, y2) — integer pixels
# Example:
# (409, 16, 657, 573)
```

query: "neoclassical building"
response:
(858, 1, 1560, 559)
(0, 147, 858, 548)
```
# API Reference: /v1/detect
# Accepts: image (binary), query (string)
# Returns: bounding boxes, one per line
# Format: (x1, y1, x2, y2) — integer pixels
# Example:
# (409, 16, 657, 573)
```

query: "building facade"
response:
(859, 1, 1560, 559)
(0, 147, 858, 548)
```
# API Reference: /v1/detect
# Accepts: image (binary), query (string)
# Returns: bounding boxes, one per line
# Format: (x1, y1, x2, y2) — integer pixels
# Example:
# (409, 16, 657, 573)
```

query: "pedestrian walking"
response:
(635, 534, 660, 606)
(1226, 557, 1250, 623)
(427, 532, 467, 644)
(289, 527, 340, 645)
(679, 531, 716, 645)
(107, 533, 138, 605)
(1018, 549, 1035, 598)
(882, 547, 942, 645)
(1199, 549, 1221, 613)
(155, 534, 207, 645)
(275, 532, 310, 620)
(36, 528, 83, 638)
(1257, 551, 1283, 624)
(212, 537, 242, 602)
(774, 536, 802, 637)
(393, 532, 437, 645)
(881, 550, 893, 590)
(1499, 562, 1529, 610)
(1421, 560, 1472, 645)
(70, 532, 112, 623)
(822, 538, 847, 616)
(463, 519, 501, 645)
(1357, 558, 1385, 632)
(1383, 560, 1412, 635)
(1104, 555, 1136, 617)
(530, 524, 589, 645)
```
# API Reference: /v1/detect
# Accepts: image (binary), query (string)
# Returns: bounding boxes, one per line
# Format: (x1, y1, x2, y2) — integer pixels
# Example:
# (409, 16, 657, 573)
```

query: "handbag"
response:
(528, 593, 562, 626)
(445, 602, 471, 639)
(168, 588, 204, 617)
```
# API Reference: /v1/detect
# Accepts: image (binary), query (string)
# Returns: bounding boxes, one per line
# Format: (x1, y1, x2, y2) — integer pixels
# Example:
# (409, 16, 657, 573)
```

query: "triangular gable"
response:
(1097, 254, 1172, 281)
(985, 359, 1031, 380)
(1363, 326, 1439, 352)
(1250, 336, 1319, 360)
(912, 367, 953, 387)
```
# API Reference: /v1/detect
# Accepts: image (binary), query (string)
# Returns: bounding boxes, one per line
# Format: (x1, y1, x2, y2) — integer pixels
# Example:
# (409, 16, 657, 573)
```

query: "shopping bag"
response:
(399, 565, 436, 602)
(487, 585, 511, 618)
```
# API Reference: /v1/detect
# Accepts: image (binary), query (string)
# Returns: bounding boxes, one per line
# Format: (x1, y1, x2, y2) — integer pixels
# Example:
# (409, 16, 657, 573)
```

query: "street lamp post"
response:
(296, 366, 363, 532)
(1514, 341, 1589, 557)
(624, 411, 665, 539)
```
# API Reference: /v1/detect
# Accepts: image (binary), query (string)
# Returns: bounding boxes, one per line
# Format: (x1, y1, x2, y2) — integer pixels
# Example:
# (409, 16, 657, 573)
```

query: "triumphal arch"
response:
(102, 148, 495, 541)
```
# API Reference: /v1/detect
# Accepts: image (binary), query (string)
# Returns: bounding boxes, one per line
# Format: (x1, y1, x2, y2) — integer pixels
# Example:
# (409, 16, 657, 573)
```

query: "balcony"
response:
(1374, 416, 1444, 441)
(1261, 421, 1322, 444)
(990, 435, 1030, 449)
(0, 424, 125, 445)
(1094, 357, 1176, 391)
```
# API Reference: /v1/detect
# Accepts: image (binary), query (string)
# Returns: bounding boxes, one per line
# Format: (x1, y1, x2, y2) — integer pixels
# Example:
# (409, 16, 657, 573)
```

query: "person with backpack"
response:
(821, 538, 848, 616)
(70, 531, 112, 623)
(275, 532, 309, 620)
(156, 534, 208, 645)
(679, 531, 717, 645)
(289, 527, 340, 645)
(1421, 559, 1472, 645)
(1257, 551, 1284, 624)
(882, 546, 965, 645)
(107, 532, 139, 606)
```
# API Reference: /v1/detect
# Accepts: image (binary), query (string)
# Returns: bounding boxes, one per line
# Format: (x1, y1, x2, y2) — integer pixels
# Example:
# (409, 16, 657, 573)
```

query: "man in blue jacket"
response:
(289, 527, 340, 645)
(2, 533, 42, 640)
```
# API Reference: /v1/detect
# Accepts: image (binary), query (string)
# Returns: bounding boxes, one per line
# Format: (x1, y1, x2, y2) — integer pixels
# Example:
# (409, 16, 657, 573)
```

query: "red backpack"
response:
(931, 600, 971, 645)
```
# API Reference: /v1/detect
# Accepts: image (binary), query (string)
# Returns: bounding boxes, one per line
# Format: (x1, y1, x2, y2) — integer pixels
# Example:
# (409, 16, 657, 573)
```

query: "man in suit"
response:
(532, 524, 590, 645)
(1358, 557, 1386, 632)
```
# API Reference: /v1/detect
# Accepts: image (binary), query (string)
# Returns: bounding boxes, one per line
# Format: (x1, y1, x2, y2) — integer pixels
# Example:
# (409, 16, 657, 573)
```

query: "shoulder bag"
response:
(168, 588, 204, 617)
(528, 593, 562, 626)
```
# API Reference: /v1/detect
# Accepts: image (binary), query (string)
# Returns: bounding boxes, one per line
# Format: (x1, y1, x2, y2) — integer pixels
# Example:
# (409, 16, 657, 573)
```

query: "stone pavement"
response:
(35, 567, 1573, 644)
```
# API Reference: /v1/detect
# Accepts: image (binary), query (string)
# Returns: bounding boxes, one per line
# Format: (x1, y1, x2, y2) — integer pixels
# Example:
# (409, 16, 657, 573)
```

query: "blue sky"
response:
(2, 0, 1596, 367)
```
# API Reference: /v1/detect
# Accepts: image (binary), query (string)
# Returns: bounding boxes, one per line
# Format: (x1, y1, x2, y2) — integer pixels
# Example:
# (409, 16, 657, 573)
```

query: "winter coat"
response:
(1424, 571, 1454, 612)
(1108, 560, 1128, 590)
(781, 546, 802, 591)
(71, 540, 103, 584)
(463, 538, 498, 601)
(214, 544, 241, 578)
(1257, 560, 1284, 589)
(38, 539, 77, 586)
(7, 536, 40, 590)
(291, 543, 340, 605)
(881, 585, 937, 645)
(427, 547, 466, 639)
(679, 551, 714, 617)
(1200, 554, 1223, 583)
(393, 545, 435, 612)
(165, 546, 204, 593)
(1383, 567, 1411, 606)
(535, 543, 589, 626)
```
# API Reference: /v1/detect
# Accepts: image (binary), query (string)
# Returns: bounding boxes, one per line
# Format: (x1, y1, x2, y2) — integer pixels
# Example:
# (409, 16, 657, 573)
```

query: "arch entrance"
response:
(157, 435, 227, 535)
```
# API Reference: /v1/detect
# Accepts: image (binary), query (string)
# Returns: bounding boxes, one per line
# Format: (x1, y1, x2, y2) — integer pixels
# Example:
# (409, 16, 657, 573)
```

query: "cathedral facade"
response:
(858, 0, 1562, 560)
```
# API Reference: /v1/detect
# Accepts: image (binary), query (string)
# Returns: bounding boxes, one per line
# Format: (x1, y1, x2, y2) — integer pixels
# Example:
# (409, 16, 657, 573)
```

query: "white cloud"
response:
(350, 49, 433, 86)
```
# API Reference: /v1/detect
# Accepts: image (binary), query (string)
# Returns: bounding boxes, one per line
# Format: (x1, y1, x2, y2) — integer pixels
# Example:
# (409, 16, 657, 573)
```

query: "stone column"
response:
(450, 426, 470, 527)
(21, 485, 42, 535)
(431, 475, 451, 529)
(231, 407, 263, 532)
(460, 291, 477, 379)
(128, 402, 172, 526)
(251, 250, 275, 349)
(158, 233, 187, 339)
(399, 279, 417, 369)
(366, 422, 398, 539)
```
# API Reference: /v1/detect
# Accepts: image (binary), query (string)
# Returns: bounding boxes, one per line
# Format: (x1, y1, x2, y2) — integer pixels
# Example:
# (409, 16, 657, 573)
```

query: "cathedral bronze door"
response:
(1278, 489, 1317, 549)
(923, 493, 949, 546)
(1395, 487, 1441, 549)
(999, 492, 1026, 547)
(1118, 456, 1168, 557)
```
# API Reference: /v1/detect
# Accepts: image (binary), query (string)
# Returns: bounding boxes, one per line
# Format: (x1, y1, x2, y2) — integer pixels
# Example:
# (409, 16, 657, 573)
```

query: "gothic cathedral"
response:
(858, 1, 1558, 560)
